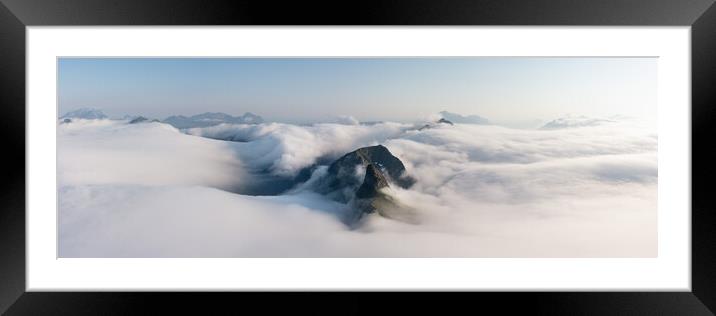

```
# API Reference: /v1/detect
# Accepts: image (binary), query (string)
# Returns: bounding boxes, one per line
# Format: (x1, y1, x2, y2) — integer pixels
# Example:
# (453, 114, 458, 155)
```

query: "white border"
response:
(27, 27, 690, 291)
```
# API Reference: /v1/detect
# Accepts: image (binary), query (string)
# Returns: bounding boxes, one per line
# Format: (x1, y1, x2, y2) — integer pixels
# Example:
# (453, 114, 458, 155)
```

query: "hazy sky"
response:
(58, 57, 657, 124)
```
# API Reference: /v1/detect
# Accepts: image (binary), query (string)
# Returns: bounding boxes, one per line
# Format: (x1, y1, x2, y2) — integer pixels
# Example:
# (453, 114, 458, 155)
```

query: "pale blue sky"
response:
(58, 57, 657, 124)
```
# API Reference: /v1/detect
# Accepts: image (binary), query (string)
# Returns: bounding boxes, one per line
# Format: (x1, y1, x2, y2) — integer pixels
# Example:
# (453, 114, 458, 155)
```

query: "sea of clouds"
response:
(58, 117, 657, 257)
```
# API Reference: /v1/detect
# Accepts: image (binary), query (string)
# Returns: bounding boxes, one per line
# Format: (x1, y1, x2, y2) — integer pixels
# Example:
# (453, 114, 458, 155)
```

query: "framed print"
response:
(1, 0, 715, 314)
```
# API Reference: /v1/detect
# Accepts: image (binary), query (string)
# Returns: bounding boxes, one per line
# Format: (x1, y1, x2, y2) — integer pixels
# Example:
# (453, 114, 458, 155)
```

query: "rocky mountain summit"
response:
(314, 145, 417, 226)
(318, 145, 415, 199)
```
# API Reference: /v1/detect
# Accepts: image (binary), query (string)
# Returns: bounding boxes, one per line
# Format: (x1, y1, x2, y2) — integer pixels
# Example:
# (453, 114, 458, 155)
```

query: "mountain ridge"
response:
(60, 108, 108, 120)
(163, 112, 264, 129)
(439, 111, 489, 124)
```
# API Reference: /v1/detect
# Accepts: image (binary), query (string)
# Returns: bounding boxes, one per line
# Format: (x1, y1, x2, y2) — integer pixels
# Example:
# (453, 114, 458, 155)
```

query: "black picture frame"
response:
(1, 0, 715, 314)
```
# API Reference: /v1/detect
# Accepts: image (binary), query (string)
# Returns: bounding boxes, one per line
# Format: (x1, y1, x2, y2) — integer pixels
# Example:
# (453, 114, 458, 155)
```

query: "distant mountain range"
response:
(439, 111, 489, 124)
(59, 108, 265, 128)
(60, 108, 108, 120)
(163, 112, 264, 129)
(60, 108, 487, 129)
(540, 116, 615, 130)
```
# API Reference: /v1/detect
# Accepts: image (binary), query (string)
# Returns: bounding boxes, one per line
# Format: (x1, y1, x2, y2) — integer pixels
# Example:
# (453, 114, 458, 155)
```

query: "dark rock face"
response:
(355, 164, 389, 199)
(314, 145, 418, 226)
(318, 145, 415, 201)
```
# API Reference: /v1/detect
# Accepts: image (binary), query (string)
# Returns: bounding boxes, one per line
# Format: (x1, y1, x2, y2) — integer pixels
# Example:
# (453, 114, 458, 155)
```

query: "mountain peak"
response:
(313, 145, 417, 226)
(326, 145, 415, 191)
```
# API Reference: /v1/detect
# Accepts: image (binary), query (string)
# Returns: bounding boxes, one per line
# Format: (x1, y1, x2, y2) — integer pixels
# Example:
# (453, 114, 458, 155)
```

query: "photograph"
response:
(57, 57, 658, 258)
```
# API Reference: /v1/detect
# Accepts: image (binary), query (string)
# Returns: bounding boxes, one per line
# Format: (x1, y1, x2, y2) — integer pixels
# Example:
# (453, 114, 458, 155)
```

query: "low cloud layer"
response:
(186, 122, 412, 177)
(58, 118, 657, 257)
(58, 119, 245, 190)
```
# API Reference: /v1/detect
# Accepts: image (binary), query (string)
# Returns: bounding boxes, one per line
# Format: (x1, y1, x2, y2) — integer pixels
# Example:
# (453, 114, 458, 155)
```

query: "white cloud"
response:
(58, 120, 245, 190)
(58, 118, 657, 257)
(186, 122, 412, 176)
